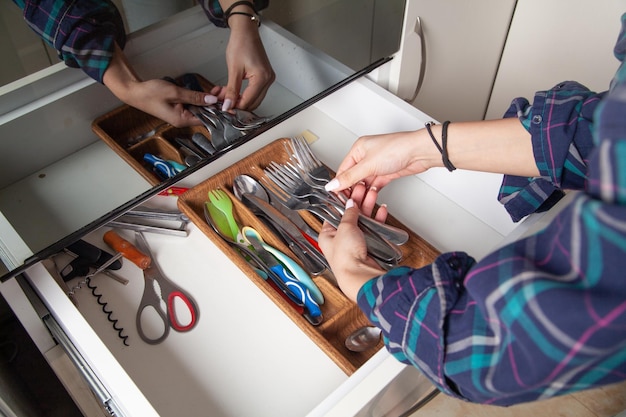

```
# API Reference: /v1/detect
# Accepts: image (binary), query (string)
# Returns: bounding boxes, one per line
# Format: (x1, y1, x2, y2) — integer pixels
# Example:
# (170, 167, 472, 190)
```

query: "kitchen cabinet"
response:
(485, 0, 626, 120)
(0, 2, 599, 416)
(379, 0, 517, 122)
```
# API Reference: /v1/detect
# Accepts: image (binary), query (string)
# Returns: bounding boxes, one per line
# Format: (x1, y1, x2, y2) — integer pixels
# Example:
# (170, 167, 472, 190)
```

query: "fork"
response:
(287, 137, 410, 245)
(260, 175, 399, 264)
(267, 159, 410, 247)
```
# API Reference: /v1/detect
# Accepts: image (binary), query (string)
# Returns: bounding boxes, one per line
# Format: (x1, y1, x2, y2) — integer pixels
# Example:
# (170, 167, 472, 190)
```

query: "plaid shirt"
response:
(358, 13, 626, 406)
(13, 0, 268, 83)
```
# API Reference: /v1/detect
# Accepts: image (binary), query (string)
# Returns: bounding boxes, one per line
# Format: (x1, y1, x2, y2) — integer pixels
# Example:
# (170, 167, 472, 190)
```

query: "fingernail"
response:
(345, 198, 354, 209)
(369, 186, 378, 192)
(325, 178, 339, 192)
(204, 95, 218, 104)
(221, 98, 232, 111)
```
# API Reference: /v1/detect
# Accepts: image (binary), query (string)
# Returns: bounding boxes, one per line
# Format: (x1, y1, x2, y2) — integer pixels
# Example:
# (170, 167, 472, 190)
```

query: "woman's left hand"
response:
(318, 183, 387, 302)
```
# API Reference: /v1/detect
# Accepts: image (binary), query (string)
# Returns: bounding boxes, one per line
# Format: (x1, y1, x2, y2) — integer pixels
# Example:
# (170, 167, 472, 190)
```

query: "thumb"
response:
(339, 199, 361, 228)
(221, 73, 243, 111)
(325, 166, 369, 193)
(176, 87, 218, 106)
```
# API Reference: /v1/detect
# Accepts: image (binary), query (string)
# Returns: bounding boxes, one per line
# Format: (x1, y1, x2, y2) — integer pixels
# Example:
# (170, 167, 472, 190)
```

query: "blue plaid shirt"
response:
(358, 13, 626, 406)
(13, 0, 268, 83)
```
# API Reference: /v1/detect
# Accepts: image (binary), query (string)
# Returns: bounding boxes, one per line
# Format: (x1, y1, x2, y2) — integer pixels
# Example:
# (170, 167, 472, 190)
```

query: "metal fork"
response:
(267, 160, 409, 247)
(260, 174, 399, 264)
(287, 137, 410, 246)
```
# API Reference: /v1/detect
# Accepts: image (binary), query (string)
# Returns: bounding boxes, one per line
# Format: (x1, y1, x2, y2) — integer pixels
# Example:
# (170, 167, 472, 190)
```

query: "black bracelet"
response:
(224, 1, 261, 27)
(441, 121, 456, 171)
(226, 11, 261, 27)
(224, 1, 255, 16)
(424, 121, 456, 172)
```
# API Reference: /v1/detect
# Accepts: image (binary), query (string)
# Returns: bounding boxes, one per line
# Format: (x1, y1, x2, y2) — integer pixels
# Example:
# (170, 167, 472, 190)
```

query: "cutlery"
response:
(241, 226, 324, 305)
(202, 204, 312, 320)
(241, 227, 322, 324)
(232, 175, 328, 275)
(260, 175, 399, 265)
(344, 326, 382, 352)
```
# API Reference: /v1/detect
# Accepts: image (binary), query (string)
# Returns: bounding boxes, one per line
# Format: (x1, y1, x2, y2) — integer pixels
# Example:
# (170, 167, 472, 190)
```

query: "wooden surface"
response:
(177, 138, 441, 375)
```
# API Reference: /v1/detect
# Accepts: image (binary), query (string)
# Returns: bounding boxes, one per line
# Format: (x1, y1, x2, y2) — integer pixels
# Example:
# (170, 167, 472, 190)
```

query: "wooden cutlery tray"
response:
(177, 138, 440, 375)
(91, 74, 216, 185)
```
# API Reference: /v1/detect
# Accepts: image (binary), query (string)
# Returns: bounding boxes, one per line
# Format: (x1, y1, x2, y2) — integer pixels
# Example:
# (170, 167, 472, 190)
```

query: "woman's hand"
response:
(103, 43, 218, 127)
(326, 130, 434, 193)
(327, 119, 538, 193)
(214, 3, 275, 111)
(318, 183, 387, 302)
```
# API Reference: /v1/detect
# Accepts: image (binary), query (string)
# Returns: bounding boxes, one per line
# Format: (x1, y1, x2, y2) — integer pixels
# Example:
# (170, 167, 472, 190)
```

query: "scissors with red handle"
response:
(104, 230, 199, 344)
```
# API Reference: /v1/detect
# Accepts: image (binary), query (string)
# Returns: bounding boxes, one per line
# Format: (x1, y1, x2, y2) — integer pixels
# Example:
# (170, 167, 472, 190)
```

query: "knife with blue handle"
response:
(245, 232, 322, 323)
(143, 153, 178, 179)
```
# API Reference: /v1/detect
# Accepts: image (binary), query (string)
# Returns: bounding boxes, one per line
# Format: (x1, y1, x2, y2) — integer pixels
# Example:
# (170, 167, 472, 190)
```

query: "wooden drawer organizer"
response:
(177, 138, 440, 374)
(91, 75, 216, 185)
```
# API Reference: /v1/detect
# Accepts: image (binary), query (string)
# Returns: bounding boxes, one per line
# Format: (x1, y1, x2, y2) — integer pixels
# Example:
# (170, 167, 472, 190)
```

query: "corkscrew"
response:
(65, 253, 131, 345)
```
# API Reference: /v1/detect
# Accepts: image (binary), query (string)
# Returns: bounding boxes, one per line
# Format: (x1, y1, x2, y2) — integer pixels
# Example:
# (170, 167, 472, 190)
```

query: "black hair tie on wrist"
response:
(425, 121, 456, 172)
(224, 1, 261, 27)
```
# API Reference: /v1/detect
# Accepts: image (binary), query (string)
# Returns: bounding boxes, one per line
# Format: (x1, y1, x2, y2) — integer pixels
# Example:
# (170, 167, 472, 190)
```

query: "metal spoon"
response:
(345, 326, 382, 352)
(232, 175, 329, 275)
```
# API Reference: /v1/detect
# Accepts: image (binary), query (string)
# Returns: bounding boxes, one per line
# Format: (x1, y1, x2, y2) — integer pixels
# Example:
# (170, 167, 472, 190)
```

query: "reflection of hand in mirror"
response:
(215, 1, 276, 111)
(14, 0, 273, 125)
(103, 43, 218, 128)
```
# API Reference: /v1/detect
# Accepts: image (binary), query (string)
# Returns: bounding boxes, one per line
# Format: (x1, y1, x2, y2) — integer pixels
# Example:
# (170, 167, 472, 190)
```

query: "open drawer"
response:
(18, 75, 516, 417)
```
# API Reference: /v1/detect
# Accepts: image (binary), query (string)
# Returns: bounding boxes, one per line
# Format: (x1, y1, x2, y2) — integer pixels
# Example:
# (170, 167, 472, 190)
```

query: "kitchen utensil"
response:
(104, 230, 199, 345)
(202, 204, 306, 316)
(191, 132, 216, 156)
(241, 227, 322, 324)
(126, 122, 168, 147)
(232, 175, 328, 275)
(233, 174, 320, 241)
(109, 206, 190, 237)
(260, 173, 400, 265)
(174, 136, 209, 158)
(345, 326, 382, 352)
(143, 153, 178, 179)
(269, 158, 409, 247)
(207, 189, 245, 244)
(241, 226, 324, 304)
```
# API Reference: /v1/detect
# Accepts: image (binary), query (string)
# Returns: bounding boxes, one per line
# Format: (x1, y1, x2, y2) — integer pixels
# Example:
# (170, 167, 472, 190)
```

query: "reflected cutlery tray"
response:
(177, 138, 440, 375)
(91, 74, 216, 185)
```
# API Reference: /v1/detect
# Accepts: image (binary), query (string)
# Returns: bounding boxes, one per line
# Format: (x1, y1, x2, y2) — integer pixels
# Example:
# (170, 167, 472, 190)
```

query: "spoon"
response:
(345, 326, 382, 352)
(233, 174, 320, 245)
(232, 175, 328, 275)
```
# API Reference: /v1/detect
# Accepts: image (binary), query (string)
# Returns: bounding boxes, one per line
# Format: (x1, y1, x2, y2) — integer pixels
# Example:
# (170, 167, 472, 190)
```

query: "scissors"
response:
(103, 230, 199, 344)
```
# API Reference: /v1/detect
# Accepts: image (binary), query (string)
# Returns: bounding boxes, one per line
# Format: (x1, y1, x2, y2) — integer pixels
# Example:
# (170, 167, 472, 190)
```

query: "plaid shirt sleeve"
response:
(357, 12, 626, 406)
(13, 0, 126, 83)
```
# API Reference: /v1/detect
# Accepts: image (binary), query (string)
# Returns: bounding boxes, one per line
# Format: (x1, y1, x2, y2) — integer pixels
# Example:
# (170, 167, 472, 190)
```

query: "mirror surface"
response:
(0, 0, 404, 278)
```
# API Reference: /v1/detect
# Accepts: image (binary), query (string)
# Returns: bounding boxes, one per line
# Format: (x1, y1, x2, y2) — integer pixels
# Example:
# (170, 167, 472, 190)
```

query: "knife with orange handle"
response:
(103, 230, 151, 269)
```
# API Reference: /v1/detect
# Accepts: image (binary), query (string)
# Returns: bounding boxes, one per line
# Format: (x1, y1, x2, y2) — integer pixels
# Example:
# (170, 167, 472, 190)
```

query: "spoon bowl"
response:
(345, 326, 382, 352)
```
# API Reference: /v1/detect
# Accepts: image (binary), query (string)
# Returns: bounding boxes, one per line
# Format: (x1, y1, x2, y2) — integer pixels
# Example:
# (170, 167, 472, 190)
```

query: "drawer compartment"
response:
(177, 138, 440, 374)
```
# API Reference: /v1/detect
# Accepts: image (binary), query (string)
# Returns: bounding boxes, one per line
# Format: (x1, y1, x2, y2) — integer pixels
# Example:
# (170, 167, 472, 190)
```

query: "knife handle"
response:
(269, 265, 322, 319)
(103, 231, 151, 269)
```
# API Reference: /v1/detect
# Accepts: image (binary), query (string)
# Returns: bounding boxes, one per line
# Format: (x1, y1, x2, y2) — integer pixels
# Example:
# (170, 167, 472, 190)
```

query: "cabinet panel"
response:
(486, 0, 626, 120)
(407, 0, 516, 122)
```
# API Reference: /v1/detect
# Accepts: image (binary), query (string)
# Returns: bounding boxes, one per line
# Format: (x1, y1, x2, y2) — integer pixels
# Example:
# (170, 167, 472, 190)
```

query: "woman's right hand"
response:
(326, 130, 437, 193)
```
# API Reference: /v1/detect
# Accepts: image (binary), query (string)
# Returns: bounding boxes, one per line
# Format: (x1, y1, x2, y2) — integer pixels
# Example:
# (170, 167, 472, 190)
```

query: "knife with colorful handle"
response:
(243, 230, 322, 324)
(143, 153, 179, 179)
